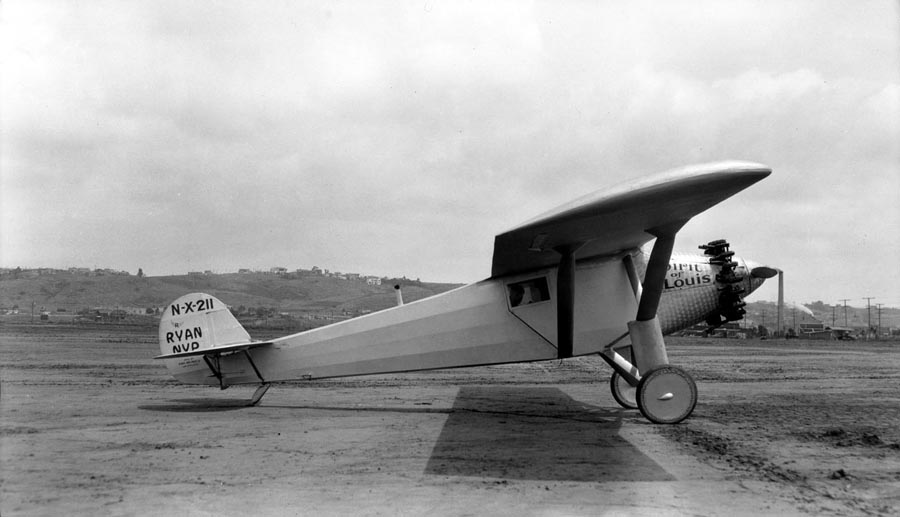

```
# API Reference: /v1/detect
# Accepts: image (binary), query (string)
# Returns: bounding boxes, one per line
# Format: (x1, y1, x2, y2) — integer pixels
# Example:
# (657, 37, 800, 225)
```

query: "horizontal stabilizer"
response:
(154, 340, 273, 360)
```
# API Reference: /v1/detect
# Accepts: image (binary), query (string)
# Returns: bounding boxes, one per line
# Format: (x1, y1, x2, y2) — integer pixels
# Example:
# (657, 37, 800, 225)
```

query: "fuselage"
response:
(656, 250, 766, 334)
(162, 247, 768, 387)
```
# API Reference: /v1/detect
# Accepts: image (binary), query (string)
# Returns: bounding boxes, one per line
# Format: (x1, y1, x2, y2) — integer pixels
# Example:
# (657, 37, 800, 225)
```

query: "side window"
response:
(507, 277, 550, 308)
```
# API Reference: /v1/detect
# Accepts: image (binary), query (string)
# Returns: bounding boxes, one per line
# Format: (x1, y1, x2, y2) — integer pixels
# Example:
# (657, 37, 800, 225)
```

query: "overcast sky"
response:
(2, 1, 898, 307)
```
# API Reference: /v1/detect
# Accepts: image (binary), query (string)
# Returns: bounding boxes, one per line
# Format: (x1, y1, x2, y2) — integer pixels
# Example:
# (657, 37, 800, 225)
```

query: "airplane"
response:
(154, 161, 777, 424)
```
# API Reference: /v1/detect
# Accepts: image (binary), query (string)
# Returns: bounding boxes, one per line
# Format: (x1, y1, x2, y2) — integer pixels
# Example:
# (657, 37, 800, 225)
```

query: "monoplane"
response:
(156, 161, 776, 424)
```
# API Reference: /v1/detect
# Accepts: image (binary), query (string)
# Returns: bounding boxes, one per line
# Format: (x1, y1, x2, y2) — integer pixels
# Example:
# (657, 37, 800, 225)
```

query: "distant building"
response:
(799, 322, 849, 340)
(92, 268, 129, 276)
(270, 267, 288, 275)
(678, 322, 754, 339)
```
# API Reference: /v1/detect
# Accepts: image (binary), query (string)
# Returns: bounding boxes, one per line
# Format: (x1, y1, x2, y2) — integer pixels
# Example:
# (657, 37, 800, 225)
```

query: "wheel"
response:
(636, 365, 697, 424)
(610, 371, 638, 410)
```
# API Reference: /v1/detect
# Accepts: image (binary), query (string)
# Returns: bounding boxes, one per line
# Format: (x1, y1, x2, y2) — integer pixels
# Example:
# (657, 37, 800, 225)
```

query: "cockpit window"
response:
(508, 277, 550, 307)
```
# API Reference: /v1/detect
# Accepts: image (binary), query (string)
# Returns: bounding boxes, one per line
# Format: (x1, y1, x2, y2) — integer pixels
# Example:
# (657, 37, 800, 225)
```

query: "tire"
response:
(610, 371, 638, 410)
(636, 365, 697, 424)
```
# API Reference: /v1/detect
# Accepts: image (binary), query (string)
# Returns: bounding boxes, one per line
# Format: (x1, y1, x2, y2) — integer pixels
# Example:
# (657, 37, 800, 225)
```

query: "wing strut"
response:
(242, 349, 266, 383)
(618, 221, 699, 424)
(199, 348, 267, 393)
(628, 222, 684, 372)
(555, 243, 584, 359)
(599, 254, 643, 385)
(636, 227, 679, 321)
(203, 354, 226, 389)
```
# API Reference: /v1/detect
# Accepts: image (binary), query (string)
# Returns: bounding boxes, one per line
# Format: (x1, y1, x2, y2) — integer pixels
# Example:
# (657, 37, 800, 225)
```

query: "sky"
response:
(2, 0, 898, 308)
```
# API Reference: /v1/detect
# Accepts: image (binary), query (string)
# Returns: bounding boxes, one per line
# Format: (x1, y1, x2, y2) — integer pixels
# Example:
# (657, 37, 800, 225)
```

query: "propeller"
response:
(700, 239, 750, 332)
(751, 266, 778, 279)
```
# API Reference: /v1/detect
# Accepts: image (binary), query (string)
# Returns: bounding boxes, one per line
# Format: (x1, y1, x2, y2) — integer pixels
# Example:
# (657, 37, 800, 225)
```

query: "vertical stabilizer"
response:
(158, 293, 249, 357)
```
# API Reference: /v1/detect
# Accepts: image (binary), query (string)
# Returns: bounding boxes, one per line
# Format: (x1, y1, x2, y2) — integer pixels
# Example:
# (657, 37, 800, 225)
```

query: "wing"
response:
(154, 341, 274, 360)
(491, 161, 771, 277)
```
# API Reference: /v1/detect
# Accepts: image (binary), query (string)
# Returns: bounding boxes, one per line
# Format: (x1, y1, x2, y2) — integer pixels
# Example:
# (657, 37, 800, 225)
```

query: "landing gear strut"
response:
(602, 225, 698, 424)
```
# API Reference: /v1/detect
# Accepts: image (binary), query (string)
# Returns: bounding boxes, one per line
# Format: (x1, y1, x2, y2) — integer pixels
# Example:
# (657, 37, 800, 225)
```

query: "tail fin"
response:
(158, 293, 249, 356)
(157, 293, 250, 384)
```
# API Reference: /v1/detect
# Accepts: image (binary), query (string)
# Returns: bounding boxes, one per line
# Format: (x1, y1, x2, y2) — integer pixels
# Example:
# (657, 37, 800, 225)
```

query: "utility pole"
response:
(876, 303, 883, 338)
(839, 299, 850, 326)
(832, 304, 836, 326)
(863, 297, 875, 339)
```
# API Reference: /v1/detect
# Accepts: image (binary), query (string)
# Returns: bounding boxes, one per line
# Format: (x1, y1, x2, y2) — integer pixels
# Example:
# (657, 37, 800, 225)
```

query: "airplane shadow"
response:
(139, 398, 458, 414)
(139, 387, 674, 482)
(139, 398, 254, 412)
(424, 386, 675, 482)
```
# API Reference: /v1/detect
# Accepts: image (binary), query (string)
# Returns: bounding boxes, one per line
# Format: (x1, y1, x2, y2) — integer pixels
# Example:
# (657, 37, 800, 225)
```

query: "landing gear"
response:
(636, 365, 697, 424)
(610, 371, 638, 410)
(615, 228, 699, 425)
(610, 227, 701, 424)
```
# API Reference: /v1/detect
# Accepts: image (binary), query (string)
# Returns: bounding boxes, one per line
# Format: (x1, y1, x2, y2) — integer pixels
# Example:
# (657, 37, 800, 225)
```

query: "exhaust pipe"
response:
(394, 284, 404, 306)
(777, 270, 784, 337)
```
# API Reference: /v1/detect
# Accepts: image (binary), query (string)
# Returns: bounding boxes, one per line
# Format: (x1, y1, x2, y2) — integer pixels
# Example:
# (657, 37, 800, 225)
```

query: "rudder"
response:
(158, 293, 250, 384)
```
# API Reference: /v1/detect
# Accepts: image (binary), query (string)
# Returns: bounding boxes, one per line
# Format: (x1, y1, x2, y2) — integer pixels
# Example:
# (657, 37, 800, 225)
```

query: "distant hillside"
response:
(2, 270, 896, 332)
(0, 271, 461, 317)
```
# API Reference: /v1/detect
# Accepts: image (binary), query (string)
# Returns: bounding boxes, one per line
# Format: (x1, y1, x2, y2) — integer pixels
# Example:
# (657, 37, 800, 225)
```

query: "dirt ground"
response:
(1, 324, 899, 516)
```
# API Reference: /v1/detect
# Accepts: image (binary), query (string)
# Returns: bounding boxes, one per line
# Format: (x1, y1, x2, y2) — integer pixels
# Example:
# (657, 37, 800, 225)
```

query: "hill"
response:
(2, 269, 897, 333)
(0, 270, 461, 322)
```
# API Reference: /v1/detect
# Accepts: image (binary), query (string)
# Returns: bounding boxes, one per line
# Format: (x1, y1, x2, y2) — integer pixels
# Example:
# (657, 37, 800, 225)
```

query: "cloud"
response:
(1, 0, 898, 302)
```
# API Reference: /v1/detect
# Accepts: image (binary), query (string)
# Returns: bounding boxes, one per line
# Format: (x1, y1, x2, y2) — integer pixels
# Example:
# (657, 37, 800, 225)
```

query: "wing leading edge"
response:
(491, 161, 771, 278)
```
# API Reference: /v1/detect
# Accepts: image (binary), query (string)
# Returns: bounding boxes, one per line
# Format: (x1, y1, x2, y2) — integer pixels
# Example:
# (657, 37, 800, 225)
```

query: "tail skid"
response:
(249, 384, 271, 406)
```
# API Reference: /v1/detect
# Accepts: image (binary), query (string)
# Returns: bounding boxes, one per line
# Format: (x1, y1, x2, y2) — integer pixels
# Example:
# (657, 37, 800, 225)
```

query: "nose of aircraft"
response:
(748, 262, 778, 279)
